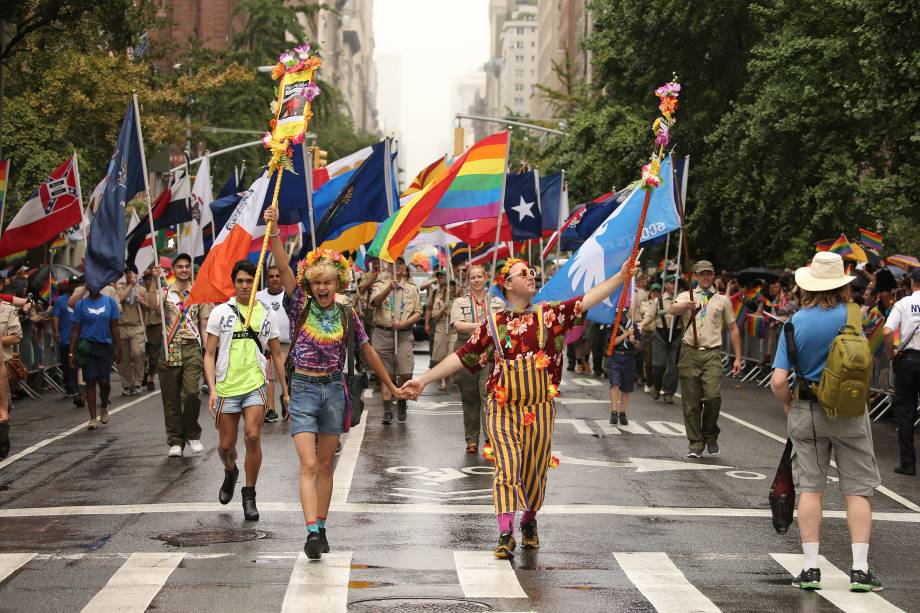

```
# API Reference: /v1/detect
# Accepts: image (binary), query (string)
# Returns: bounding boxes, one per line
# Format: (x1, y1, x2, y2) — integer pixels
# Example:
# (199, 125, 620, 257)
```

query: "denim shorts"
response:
(289, 373, 345, 436)
(217, 385, 267, 415)
(607, 352, 636, 393)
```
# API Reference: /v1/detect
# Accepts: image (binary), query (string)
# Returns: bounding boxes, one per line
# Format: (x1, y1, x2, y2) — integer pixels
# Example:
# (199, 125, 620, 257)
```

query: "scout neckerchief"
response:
(469, 291, 487, 324)
(698, 287, 714, 320)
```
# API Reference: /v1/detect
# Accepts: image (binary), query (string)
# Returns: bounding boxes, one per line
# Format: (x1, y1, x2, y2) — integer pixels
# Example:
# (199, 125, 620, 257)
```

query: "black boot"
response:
(397, 399, 408, 422)
(382, 400, 394, 425)
(0, 423, 9, 459)
(305, 532, 323, 559)
(319, 528, 330, 553)
(241, 486, 259, 521)
(219, 465, 238, 505)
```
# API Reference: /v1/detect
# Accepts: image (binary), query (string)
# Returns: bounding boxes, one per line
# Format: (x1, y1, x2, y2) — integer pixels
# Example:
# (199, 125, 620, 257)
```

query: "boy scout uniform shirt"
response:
(885, 290, 920, 351)
(117, 283, 147, 328)
(162, 284, 212, 366)
(642, 294, 678, 331)
(449, 294, 505, 341)
(0, 303, 23, 360)
(370, 279, 421, 328)
(676, 288, 733, 348)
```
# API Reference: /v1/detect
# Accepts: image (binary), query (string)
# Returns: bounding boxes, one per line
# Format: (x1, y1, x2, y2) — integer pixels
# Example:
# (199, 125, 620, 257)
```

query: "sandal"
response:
(465, 442, 478, 454)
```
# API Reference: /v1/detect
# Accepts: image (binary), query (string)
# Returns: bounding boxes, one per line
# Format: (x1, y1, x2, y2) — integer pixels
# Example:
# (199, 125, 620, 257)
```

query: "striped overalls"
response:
(484, 306, 555, 515)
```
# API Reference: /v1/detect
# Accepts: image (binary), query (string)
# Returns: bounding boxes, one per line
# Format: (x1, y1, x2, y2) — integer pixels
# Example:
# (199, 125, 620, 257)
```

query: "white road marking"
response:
(361, 388, 374, 399)
(646, 420, 686, 436)
(572, 377, 602, 386)
(770, 553, 904, 613)
(281, 551, 352, 613)
(393, 487, 492, 495)
(614, 552, 720, 613)
(454, 551, 528, 599)
(0, 392, 158, 473)
(721, 411, 920, 513)
(330, 417, 366, 506)
(390, 493, 492, 501)
(554, 451, 732, 473)
(81, 552, 184, 613)
(0, 553, 35, 584)
(555, 418, 594, 434)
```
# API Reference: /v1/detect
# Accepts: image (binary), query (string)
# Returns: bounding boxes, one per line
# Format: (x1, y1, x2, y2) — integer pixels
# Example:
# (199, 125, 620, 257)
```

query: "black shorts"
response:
(81, 341, 114, 382)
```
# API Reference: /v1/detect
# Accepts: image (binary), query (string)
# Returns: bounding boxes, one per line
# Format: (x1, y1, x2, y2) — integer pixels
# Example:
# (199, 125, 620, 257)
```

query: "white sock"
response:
(851, 543, 869, 573)
(802, 542, 820, 569)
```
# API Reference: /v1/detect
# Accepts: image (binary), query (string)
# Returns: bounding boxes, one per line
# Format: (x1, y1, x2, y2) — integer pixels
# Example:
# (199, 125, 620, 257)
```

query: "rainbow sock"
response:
(307, 521, 319, 534)
(317, 516, 326, 530)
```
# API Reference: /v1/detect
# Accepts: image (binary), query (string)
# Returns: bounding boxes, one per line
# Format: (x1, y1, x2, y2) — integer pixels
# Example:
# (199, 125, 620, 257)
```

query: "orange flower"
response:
(523, 411, 536, 427)
(482, 442, 495, 463)
(533, 350, 551, 370)
(548, 455, 560, 469)
(305, 56, 323, 71)
(493, 386, 508, 406)
(271, 63, 285, 80)
(659, 96, 679, 116)
(547, 384, 559, 399)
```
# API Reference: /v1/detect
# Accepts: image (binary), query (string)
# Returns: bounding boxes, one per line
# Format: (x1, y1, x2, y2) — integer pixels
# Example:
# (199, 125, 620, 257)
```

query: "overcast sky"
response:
(374, 0, 490, 185)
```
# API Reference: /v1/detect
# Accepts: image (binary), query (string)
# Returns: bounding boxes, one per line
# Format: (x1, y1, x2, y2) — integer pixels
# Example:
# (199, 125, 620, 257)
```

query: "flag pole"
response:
(670, 155, 696, 345)
(0, 161, 9, 242)
(533, 169, 544, 287)
(382, 137, 398, 357)
(302, 142, 316, 250)
(184, 151, 195, 282)
(555, 169, 565, 264)
(133, 92, 169, 354)
(72, 151, 87, 243)
(490, 131, 512, 282)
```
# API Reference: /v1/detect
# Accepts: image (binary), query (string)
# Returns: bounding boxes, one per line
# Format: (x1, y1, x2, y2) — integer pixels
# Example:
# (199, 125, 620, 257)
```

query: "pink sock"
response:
(497, 512, 515, 533)
(521, 510, 537, 525)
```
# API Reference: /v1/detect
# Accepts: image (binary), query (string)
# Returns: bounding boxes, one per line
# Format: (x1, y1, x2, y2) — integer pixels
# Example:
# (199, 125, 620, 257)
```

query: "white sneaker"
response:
(168, 445, 183, 457)
(644, 385, 652, 393)
(188, 440, 204, 453)
(87, 418, 99, 431)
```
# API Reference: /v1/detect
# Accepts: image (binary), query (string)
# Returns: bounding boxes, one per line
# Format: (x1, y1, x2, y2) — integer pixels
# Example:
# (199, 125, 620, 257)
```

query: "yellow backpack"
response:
(815, 303, 871, 419)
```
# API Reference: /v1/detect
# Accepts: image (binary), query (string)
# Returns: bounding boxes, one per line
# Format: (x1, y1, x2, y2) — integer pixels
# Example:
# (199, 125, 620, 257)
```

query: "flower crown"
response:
(296, 248, 350, 290)
(493, 258, 528, 288)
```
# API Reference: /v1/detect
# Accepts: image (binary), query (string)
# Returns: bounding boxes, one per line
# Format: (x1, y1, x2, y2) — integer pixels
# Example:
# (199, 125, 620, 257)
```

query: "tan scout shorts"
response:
(787, 402, 881, 496)
(372, 327, 415, 376)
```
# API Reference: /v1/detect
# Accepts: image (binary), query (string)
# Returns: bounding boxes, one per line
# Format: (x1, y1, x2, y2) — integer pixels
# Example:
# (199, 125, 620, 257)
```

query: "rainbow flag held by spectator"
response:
(730, 293, 749, 326)
(745, 314, 767, 339)
(828, 234, 854, 258)
(39, 272, 58, 302)
(0, 159, 9, 219)
(863, 306, 886, 356)
(815, 238, 834, 252)
(858, 227, 883, 253)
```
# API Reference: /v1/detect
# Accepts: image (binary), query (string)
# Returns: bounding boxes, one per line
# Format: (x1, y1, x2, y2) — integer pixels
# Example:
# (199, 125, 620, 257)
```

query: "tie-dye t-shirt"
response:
(286, 287, 369, 372)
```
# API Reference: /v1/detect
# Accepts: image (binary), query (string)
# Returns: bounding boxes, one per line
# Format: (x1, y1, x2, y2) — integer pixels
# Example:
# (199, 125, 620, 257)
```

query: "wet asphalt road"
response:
(0, 346, 919, 613)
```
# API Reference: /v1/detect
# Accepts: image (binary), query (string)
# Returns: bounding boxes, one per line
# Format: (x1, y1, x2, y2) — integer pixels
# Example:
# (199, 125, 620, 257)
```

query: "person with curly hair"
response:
(264, 207, 407, 560)
(402, 257, 629, 559)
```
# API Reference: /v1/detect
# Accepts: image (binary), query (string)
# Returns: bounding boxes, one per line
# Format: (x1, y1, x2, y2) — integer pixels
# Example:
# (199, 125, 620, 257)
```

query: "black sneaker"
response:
(792, 567, 821, 590)
(706, 441, 720, 456)
(382, 401, 394, 425)
(521, 521, 539, 549)
(849, 568, 883, 592)
(0, 423, 9, 459)
(264, 409, 278, 423)
(219, 465, 239, 505)
(397, 400, 408, 422)
(651, 388, 661, 400)
(494, 531, 516, 559)
(619, 412, 629, 426)
(305, 532, 323, 560)
(663, 394, 674, 404)
(609, 413, 618, 424)
(894, 466, 916, 476)
(686, 448, 703, 459)
(319, 528, 330, 553)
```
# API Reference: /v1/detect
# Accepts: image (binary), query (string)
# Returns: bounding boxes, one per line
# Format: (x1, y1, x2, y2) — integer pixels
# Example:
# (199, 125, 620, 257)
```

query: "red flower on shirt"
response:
(523, 410, 536, 427)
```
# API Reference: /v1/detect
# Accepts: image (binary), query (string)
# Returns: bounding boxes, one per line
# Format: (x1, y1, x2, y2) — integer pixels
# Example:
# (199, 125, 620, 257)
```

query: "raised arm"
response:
(580, 260, 630, 312)
(263, 207, 296, 296)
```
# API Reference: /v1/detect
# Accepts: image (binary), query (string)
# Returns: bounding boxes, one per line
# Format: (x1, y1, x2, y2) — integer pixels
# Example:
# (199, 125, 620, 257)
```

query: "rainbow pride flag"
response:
(39, 272, 57, 303)
(863, 306, 886, 356)
(730, 293, 749, 325)
(0, 159, 8, 219)
(815, 239, 834, 252)
(370, 131, 509, 262)
(858, 227, 883, 253)
(828, 234, 854, 258)
(745, 314, 767, 339)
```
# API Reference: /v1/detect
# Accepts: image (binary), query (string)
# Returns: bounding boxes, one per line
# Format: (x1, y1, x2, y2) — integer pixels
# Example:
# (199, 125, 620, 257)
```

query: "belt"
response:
(683, 343, 720, 351)
(293, 371, 342, 384)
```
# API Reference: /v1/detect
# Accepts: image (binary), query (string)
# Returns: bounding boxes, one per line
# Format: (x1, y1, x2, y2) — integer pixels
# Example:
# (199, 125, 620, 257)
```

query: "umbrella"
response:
(885, 255, 919, 271)
(27, 264, 81, 297)
(738, 267, 781, 285)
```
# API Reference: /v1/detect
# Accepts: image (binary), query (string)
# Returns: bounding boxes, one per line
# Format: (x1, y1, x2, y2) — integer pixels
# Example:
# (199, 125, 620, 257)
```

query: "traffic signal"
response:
(313, 148, 328, 169)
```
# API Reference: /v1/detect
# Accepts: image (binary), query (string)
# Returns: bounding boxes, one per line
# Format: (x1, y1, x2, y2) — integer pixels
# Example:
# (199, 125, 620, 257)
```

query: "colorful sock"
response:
(851, 543, 869, 573)
(802, 542, 819, 569)
(317, 516, 327, 530)
(307, 521, 319, 534)
(521, 510, 537, 525)
(497, 512, 515, 533)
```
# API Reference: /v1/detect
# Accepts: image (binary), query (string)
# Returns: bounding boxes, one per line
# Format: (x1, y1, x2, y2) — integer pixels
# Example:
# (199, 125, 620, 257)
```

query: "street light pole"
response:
(455, 113, 566, 136)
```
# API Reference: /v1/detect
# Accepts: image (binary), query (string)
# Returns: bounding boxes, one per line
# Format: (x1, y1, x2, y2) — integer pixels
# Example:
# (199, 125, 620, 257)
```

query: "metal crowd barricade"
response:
(869, 353, 895, 422)
(16, 318, 66, 399)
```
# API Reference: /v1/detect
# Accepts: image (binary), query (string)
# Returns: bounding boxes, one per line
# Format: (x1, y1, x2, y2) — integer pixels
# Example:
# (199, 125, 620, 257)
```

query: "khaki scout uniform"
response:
(0, 303, 22, 411)
(371, 278, 421, 377)
(143, 277, 164, 384)
(116, 282, 147, 390)
(642, 293, 681, 396)
(359, 269, 391, 332)
(429, 288, 452, 363)
(158, 283, 212, 449)
(450, 293, 504, 446)
(676, 286, 734, 451)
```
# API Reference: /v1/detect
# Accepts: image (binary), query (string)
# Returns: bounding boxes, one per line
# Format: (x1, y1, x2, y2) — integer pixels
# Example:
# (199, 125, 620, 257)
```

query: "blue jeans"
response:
(289, 372, 346, 436)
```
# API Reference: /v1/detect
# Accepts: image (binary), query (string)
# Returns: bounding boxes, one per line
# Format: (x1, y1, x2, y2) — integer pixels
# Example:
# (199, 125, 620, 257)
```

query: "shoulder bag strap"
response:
(782, 321, 803, 401)
(228, 303, 264, 354)
(337, 304, 356, 376)
(658, 295, 668, 328)
(537, 305, 545, 350)
(485, 309, 504, 365)
(289, 295, 312, 349)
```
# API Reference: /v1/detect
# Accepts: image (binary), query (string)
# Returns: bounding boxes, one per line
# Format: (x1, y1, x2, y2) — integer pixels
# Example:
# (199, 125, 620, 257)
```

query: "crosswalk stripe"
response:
(453, 551, 528, 599)
(0, 553, 35, 584)
(770, 553, 904, 613)
(81, 552, 184, 613)
(281, 551, 352, 613)
(614, 552, 721, 613)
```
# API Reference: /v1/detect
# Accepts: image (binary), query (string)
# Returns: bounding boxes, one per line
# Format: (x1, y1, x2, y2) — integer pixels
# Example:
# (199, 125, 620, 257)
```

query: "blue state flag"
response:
(536, 155, 681, 323)
(504, 172, 542, 241)
(539, 172, 563, 233)
(85, 101, 145, 292)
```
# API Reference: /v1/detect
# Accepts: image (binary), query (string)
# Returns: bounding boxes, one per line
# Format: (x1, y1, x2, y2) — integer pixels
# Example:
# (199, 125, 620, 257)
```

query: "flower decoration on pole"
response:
(244, 43, 322, 326)
(605, 75, 680, 357)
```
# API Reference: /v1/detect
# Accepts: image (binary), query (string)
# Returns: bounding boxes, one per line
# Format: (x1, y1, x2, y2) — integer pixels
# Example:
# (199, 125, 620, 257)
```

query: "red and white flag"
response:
(0, 155, 83, 258)
(188, 172, 270, 304)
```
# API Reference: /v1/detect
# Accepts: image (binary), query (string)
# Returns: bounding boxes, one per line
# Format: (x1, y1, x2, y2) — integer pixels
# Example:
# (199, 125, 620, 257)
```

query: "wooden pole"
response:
(673, 155, 698, 346)
(302, 142, 316, 250)
(490, 131, 512, 287)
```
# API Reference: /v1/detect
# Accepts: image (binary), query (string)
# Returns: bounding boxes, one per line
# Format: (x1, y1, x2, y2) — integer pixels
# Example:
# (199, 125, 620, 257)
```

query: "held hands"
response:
(399, 378, 424, 401)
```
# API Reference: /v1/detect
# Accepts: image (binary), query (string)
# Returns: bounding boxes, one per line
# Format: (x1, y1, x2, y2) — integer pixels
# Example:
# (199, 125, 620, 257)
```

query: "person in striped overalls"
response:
(403, 258, 629, 558)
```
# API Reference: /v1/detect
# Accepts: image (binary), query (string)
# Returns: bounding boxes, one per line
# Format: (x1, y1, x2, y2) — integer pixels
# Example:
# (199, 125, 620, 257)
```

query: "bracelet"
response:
(268, 229, 281, 238)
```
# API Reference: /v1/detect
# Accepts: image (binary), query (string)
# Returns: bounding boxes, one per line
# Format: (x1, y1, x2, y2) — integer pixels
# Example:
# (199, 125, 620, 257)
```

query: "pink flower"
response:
(655, 125, 670, 147)
(655, 81, 681, 98)
(507, 317, 527, 335)
(279, 52, 296, 67)
(543, 310, 557, 326)
(302, 82, 321, 102)
(641, 163, 661, 188)
(291, 131, 305, 145)
(261, 132, 273, 148)
(293, 43, 311, 59)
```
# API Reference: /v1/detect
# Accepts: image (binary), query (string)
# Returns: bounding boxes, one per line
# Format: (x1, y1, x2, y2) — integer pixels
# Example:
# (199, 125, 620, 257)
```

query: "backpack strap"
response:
(337, 303, 356, 376)
(844, 302, 863, 334)
(782, 321, 802, 402)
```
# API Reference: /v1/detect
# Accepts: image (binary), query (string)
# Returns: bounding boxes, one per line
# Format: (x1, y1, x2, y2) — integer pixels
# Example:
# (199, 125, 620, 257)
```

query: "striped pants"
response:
(485, 398, 556, 514)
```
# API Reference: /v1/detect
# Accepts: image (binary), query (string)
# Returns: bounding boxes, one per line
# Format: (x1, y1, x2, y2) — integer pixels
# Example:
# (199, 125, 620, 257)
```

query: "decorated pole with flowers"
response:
(245, 44, 322, 327)
(604, 77, 694, 356)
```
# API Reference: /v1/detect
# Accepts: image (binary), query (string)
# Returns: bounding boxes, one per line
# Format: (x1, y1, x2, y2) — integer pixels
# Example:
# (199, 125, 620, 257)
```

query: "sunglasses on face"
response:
(508, 268, 537, 280)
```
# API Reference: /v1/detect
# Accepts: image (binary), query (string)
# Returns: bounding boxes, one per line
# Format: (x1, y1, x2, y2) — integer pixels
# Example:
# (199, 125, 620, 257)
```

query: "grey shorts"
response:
(372, 327, 414, 376)
(787, 402, 880, 496)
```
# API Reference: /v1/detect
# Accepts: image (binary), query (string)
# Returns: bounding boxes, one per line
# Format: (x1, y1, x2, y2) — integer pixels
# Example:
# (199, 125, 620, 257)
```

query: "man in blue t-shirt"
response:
(771, 252, 882, 594)
(70, 288, 121, 430)
(52, 283, 79, 399)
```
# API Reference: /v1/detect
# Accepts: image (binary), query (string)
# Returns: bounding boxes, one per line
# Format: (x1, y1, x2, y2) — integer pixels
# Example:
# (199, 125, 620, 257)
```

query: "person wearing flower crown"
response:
(264, 207, 406, 560)
(402, 257, 629, 559)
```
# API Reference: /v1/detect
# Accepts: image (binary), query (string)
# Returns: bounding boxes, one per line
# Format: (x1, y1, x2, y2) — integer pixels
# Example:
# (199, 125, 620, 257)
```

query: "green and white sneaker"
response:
(849, 568, 883, 592)
(792, 567, 821, 590)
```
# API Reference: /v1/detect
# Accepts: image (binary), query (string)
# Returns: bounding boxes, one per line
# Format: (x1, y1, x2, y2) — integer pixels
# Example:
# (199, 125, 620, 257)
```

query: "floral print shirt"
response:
(455, 297, 585, 390)
(286, 287, 369, 372)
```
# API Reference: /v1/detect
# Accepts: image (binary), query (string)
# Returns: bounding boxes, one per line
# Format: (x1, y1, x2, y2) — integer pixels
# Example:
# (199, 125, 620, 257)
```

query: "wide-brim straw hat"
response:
(795, 252, 855, 292)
